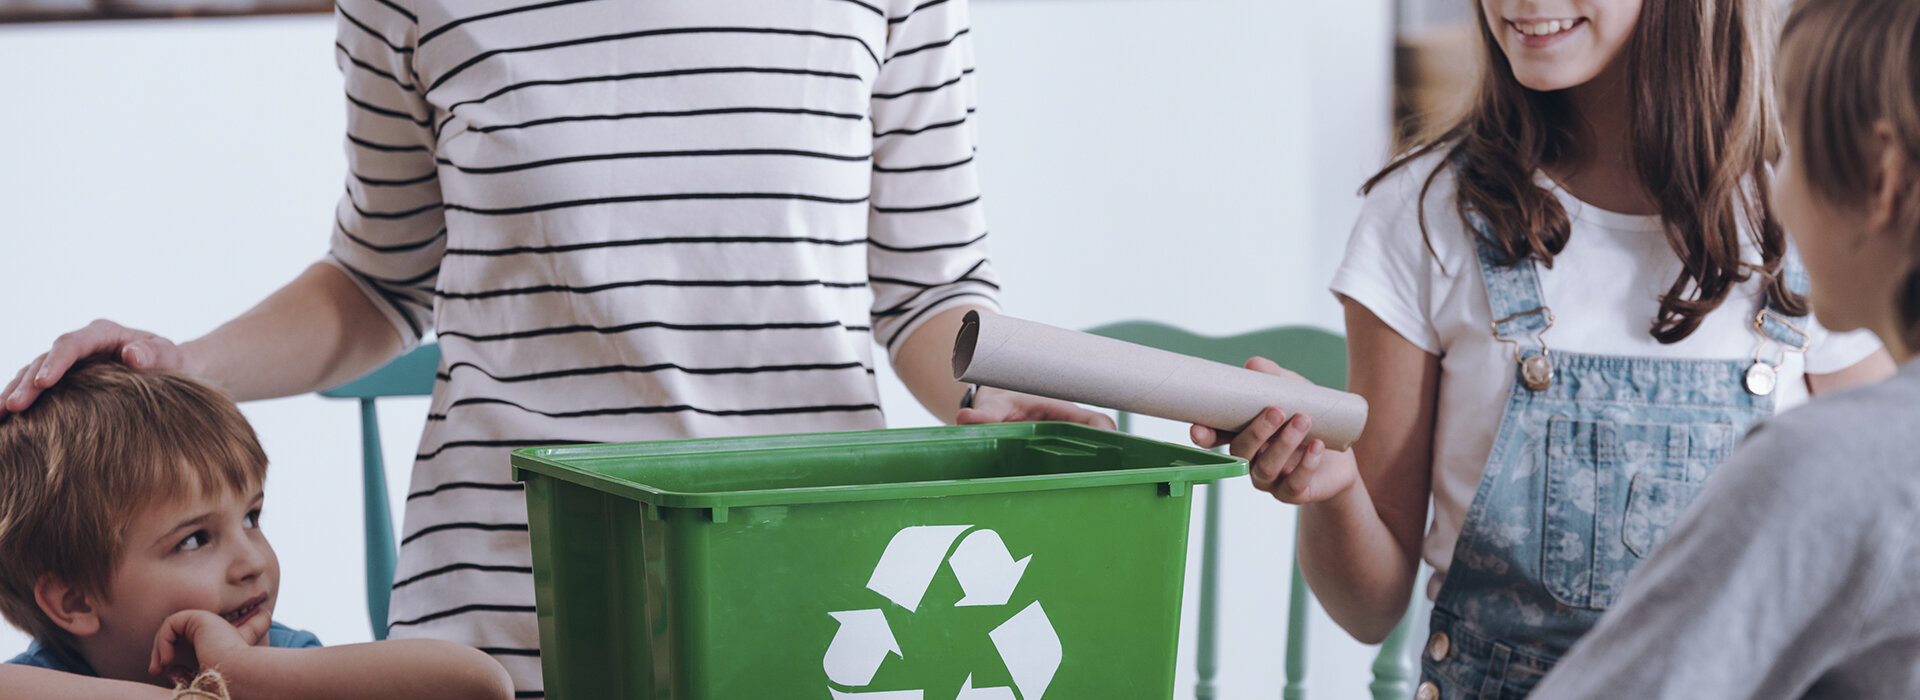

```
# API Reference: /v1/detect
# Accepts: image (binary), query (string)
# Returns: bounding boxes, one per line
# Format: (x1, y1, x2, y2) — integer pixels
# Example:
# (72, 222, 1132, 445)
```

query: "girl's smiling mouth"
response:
(1509, 17, 1590, 47)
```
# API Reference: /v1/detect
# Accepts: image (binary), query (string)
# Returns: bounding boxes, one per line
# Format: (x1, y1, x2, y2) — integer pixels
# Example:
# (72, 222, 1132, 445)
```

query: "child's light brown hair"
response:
(1781, 0, 1920, 350)
(0, 358, 267, 665)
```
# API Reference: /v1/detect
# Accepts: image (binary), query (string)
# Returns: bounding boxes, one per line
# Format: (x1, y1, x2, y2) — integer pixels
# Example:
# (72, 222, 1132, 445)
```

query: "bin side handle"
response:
(1028, 444, 1096, 458)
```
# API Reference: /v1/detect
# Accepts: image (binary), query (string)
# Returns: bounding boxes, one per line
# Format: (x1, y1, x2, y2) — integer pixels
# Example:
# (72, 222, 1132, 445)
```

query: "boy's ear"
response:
(1867, 120, 1915, 237)
(33, 574, 100, 638)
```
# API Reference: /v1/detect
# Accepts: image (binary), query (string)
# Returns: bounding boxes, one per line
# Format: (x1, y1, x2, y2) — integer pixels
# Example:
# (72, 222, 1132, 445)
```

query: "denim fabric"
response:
(1420, 211, 1810, 698)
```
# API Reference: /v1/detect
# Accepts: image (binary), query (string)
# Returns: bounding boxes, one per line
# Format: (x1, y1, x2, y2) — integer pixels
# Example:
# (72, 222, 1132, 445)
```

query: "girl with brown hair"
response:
(1194, 0, 1893, 696)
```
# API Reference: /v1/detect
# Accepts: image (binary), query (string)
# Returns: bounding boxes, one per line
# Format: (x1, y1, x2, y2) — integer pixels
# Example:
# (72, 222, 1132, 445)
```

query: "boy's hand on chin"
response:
(148, 609, 257, 685)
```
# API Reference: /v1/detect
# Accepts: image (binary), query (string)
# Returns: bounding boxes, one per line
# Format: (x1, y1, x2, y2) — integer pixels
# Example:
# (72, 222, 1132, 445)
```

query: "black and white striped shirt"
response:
(325, 0, 996, 693)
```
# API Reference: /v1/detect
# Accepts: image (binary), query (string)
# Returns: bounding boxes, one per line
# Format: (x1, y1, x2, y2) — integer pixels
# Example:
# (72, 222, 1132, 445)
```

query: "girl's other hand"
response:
(1191, 357, 1360, 504)
(2, 319, 183, 416)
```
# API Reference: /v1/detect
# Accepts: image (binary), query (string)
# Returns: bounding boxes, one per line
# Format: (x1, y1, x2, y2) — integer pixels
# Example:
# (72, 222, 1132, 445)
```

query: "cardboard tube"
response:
(953, 311, 1368, 451)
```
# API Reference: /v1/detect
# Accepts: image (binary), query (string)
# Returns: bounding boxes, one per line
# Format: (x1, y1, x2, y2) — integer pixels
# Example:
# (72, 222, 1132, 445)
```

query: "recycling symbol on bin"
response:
(824, 524, 1061, 699)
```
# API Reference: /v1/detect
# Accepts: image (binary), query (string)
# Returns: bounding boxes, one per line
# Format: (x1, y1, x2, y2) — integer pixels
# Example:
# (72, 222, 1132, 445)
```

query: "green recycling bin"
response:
(510, 422, 1246, 700)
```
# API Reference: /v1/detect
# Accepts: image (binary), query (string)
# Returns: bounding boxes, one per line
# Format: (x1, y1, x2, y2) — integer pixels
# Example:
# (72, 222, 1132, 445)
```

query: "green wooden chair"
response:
(1082, 322, 1419, 700)
(317, 342, 441, 640)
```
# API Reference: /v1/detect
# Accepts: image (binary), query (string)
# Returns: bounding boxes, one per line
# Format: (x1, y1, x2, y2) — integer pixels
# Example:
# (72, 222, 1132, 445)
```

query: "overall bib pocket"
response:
(1542, 417, 1730, 609)
(1622, 474, 1704, 558)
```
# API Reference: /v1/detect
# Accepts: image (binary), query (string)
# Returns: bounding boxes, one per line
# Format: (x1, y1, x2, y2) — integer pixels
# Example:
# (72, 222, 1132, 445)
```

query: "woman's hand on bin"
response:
(1190, 357, 1359, 504)
(3, 319, 184, 416)
(955, 386, 1117, 430)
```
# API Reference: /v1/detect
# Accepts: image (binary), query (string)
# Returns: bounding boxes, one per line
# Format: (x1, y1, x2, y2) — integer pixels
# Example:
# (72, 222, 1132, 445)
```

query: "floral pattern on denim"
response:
(1418, 210, 1810, 699)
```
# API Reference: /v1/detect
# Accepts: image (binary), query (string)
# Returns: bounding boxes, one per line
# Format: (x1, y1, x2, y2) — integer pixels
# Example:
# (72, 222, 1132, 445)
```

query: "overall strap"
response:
(1756, 249, 1813, 352)
(1467, 209, 1554, 348)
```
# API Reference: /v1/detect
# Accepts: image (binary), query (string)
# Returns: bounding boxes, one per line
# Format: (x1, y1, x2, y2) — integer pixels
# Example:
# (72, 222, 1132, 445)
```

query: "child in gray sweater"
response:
(1533, 0, 1920, 697)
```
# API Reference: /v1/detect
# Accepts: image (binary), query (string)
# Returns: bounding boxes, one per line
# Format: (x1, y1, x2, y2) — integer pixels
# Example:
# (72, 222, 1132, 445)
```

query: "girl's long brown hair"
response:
(1369, 0, 1806, 343)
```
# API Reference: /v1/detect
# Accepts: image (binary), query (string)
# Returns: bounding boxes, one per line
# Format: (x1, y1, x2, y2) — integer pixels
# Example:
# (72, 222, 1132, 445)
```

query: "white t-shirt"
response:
(1329, 151, 1883, 599)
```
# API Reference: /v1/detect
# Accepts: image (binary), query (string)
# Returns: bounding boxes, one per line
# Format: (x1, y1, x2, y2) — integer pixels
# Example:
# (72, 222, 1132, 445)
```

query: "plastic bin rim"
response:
(507, 422, 1248, 510)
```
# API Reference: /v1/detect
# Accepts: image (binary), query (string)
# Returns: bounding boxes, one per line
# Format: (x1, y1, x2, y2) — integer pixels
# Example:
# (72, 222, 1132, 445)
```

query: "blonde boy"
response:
(0, 358, 510, 699)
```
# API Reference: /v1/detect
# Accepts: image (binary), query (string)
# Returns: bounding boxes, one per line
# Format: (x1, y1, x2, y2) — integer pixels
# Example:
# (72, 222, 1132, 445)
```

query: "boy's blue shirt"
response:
(6, 622, 322, 675)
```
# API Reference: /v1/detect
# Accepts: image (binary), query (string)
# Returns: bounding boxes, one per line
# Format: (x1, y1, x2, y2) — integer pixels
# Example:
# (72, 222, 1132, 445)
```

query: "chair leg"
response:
(1195, 481, 1223, 700)
(1284, 526, 1310, 700)
(1367, 593, 1422, 700)
(359, 400, 399, 640)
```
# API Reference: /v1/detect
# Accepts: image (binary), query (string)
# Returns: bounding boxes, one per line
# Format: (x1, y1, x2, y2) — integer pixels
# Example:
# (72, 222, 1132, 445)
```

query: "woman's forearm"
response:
(182, 262, 405, 401)
(890, 305, 986, 423)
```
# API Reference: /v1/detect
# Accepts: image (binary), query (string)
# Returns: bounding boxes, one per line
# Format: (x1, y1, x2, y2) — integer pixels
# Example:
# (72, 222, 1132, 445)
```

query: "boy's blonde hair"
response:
(0, 358, 267, 664)
(1781, 0, 1920, 350)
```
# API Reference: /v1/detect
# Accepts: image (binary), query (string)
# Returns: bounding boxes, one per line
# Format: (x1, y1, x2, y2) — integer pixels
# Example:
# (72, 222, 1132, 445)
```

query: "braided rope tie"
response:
(171, 669, 231, 700)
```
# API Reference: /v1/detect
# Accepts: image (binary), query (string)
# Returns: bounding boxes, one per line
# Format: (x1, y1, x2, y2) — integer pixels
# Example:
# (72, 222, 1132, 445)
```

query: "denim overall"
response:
(1414, 212, 1812, 700)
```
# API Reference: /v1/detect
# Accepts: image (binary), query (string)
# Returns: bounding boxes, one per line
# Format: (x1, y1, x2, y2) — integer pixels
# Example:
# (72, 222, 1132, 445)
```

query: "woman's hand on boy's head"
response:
(1, 319, 183, 416)
(148, 609, 260, 685)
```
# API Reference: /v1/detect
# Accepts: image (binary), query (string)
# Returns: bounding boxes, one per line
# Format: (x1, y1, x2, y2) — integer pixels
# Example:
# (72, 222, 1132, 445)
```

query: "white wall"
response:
(0, 2, 1397, 696)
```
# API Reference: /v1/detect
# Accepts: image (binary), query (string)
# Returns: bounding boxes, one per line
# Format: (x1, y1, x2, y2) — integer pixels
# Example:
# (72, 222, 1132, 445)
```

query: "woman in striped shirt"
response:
(0, 1, 1108, 695)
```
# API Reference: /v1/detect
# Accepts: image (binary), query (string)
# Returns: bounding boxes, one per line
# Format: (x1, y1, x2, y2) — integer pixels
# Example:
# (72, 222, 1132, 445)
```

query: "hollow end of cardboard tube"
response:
(952, 310, 982, 379)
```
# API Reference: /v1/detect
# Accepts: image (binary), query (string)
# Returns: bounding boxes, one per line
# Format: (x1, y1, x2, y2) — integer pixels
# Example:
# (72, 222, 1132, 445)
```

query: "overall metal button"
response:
(1416, 680, 1440, 700)
(1426, 631, 1451, 661)
(1745, 360, 1778, 396)
(1521, 354, 1554, 391)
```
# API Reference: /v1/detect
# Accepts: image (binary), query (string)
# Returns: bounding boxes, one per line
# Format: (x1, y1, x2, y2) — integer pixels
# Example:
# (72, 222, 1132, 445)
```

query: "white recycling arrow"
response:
(955, 674, 1016, 699)
(949, 529, 1031, 607)
(866, 525, 970, 611)
(830, 692, 924, 700)
(823, 609, 900, 686)
(990, 602, 1062, 700)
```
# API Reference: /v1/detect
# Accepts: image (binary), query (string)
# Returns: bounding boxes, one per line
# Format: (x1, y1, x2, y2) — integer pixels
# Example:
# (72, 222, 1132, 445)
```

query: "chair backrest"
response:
(1080, 322, 1413, 700)
(318, 342, 441, 640)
